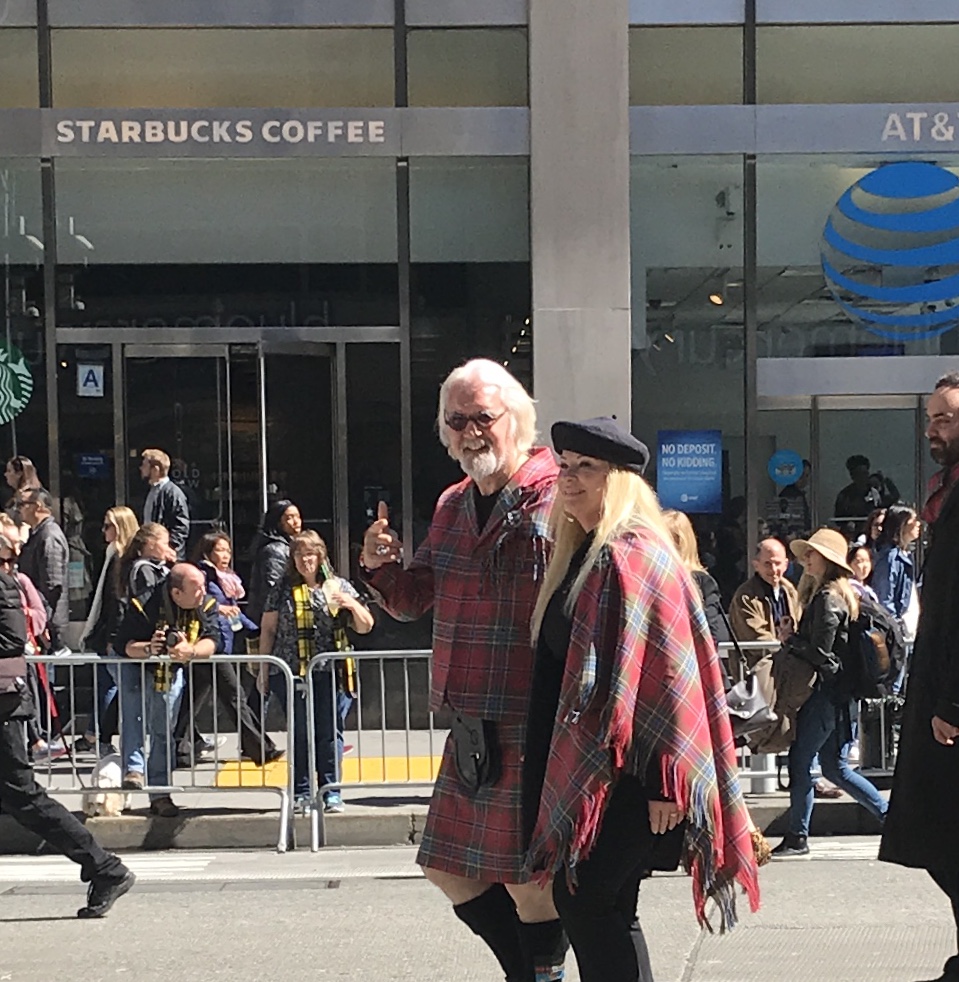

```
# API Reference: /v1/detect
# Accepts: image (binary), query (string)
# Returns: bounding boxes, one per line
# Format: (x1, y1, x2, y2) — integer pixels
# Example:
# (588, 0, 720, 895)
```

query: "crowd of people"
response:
(1, 359, 958, 982)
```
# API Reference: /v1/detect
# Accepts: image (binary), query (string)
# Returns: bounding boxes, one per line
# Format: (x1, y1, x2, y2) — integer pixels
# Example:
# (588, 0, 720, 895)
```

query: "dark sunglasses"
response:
(0, 556, 15, 568)
(444, 410, 505, 432)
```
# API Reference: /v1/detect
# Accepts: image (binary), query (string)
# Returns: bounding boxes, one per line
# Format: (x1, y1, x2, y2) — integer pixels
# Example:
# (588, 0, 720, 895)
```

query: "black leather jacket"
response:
(247, 531, 290, 626)
(790, 586, 851, 687)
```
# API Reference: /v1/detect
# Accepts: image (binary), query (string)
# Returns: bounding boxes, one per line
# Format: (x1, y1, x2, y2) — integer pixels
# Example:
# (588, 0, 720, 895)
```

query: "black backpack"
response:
(843, 593, 907, 699)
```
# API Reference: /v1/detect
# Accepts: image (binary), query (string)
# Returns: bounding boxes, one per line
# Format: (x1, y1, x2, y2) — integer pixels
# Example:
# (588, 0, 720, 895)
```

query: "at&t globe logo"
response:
(821, 161, 959, 341)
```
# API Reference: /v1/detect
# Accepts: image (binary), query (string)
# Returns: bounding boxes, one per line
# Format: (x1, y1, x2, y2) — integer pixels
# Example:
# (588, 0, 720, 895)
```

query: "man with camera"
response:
(114, 563, 218, 817)
(0, 532, 135, 917)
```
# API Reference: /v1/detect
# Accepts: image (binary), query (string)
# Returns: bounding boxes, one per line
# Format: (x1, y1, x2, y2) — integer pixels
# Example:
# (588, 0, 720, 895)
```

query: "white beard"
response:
(457, 447, 502, 482)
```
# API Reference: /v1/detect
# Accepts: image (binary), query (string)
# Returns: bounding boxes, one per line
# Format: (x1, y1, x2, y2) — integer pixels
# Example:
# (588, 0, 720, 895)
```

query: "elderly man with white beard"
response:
(360, 359, 566, 982)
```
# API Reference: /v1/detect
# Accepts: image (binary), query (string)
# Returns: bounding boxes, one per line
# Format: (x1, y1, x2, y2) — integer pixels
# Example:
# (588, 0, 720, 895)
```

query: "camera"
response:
(164, 628, 182, 650)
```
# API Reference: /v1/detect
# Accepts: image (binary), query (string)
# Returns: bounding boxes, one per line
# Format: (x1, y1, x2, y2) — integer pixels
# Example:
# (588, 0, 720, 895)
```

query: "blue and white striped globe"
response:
(821, 161, 959, 341)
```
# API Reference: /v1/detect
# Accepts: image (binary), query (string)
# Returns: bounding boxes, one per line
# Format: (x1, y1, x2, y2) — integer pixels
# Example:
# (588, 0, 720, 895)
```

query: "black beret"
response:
(551, 417, 650, 475)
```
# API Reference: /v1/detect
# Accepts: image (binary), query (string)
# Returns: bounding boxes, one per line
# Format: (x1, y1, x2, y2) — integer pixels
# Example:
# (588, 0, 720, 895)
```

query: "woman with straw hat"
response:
(771, 528, 889, 858)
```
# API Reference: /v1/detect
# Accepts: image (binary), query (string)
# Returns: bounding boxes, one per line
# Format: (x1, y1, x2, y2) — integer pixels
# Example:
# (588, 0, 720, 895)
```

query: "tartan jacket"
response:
(365, 447, 557, 721)
(527, 527, 760, 931)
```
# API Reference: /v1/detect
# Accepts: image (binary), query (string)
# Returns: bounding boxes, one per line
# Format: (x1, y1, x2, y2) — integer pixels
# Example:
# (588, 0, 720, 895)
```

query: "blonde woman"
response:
(663, 509, 772, 868)
(76, 507, 140, 754)
(771, 529, 889, 858)
(523, 418, 758, 982)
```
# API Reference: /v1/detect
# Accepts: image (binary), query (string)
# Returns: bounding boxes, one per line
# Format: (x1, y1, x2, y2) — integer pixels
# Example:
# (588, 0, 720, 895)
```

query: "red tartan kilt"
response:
(416, 721, 530, 883)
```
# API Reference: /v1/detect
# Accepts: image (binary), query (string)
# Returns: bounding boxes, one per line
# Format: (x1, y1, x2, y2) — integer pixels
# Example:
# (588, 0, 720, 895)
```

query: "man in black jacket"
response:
(0, 533, 134, 917)
(17, 487, 69, 651)
(140, 449, 191, 559)
(881, 371, 959, 982)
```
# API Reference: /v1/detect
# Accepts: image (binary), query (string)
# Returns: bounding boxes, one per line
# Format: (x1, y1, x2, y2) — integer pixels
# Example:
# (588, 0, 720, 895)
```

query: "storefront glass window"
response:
(758, 25, 959, 104)
(629, 27, 742, 105)
(55, 158, 399, 327)
(630, 155, 746, 598)
(0, 30, 40, 108)
(51, 29, 394, 108)
(408, 29, 528, 107)
(0, 161, 45, 468)
(409, 157, 530, 537)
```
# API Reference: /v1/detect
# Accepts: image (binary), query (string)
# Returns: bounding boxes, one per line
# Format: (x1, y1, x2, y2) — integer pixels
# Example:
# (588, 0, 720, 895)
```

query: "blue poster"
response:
(656, 430, 722, 514)
(75, 453, 110, 480)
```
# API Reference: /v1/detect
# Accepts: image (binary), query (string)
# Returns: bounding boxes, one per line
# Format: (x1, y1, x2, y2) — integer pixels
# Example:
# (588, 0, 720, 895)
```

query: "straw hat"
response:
(789, 528, 853, 574)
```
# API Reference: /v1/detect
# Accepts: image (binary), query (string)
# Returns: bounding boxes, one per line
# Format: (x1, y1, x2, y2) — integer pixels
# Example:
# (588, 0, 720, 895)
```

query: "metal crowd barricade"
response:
(26, 652, 298, 852)
(306, 649, 435, 852)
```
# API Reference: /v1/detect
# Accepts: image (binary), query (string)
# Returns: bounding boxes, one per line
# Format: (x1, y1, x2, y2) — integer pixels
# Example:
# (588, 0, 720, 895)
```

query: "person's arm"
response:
(334, 580, 374, 635)
(729, 588, 773, 643)
(37, 531, 67, 614)
(871, 552, 901, 618)
(167, 486, 191, 556)
(794, 593, 842, 677)
(695, 572, 729, 645)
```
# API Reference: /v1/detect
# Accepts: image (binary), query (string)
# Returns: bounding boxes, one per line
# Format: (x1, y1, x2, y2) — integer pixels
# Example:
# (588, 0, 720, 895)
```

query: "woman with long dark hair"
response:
(247, 499, 302, 629)
(871, 503, 921, 642)
(4, 455, 39, 540)
(771, 529, 889, 857)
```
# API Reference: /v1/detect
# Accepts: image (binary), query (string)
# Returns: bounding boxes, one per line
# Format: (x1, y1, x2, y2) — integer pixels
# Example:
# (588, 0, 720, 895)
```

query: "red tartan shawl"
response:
(527, 528, 760, 932)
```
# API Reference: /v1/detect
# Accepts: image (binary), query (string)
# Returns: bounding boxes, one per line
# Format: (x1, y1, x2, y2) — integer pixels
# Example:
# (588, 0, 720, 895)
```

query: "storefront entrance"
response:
(57, 335, 406, 585)
(122, 343, 334, 568)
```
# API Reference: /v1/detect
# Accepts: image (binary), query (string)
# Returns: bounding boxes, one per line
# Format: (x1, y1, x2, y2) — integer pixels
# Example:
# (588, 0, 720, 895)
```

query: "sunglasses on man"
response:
(444, 410, 505, 432)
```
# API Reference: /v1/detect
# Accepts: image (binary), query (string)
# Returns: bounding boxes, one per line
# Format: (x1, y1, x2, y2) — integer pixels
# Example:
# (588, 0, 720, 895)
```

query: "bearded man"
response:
(881, 371, 959, 982)
(361, 359, 566, 982)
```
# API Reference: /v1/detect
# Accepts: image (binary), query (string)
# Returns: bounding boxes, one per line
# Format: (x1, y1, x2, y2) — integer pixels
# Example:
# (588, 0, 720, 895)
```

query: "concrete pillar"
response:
(529, 0, 632, 434)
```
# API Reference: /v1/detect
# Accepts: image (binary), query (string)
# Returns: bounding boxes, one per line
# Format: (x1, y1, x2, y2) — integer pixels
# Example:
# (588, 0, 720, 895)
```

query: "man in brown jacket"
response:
(729, 538, 801, 646)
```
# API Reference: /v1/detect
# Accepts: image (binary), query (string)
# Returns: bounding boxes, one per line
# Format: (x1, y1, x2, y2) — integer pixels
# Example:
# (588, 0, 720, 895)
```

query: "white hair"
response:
(437, 359, 537, 454)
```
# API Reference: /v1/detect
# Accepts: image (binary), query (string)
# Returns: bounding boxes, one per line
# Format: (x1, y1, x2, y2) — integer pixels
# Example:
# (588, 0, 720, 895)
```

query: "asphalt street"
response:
(0, 838, 953, 982)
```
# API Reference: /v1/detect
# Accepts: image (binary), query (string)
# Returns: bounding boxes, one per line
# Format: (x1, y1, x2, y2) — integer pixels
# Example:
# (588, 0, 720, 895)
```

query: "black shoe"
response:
(770, 834, 810, 858)
(77, 869, 136, 919)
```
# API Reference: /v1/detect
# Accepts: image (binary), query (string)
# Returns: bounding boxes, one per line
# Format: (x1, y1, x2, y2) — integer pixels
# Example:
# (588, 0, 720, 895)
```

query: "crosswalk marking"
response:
(0, 854, 213, 882)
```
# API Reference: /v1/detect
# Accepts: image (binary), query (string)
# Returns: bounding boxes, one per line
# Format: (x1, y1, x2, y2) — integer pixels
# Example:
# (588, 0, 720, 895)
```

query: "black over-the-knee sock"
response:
(518, 918, 568, 980)
(453, 884, 528, 982)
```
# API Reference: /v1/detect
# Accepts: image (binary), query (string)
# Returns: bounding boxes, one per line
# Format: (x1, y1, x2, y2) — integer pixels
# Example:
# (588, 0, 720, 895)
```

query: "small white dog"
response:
(82, 753, 132, 818)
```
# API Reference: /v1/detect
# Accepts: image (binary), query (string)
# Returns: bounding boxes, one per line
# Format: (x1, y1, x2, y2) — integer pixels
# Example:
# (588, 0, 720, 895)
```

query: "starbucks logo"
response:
(0, 340, 33, 425)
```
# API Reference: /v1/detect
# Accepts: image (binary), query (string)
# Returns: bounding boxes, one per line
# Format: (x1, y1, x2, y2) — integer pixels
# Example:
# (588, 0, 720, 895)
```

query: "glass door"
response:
(123, 344, 261, 562)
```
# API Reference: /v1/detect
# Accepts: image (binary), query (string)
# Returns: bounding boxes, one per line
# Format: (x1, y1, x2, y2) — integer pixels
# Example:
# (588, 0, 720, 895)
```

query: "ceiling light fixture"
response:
(708, 292, 724, 306)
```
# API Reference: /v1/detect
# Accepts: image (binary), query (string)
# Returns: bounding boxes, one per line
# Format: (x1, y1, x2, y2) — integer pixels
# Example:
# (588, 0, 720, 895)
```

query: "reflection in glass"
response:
(54, 159, 399, 328)
(0, 30, 40, 108)
(629, 27, 742, 105)
(52, 28, 394, 108)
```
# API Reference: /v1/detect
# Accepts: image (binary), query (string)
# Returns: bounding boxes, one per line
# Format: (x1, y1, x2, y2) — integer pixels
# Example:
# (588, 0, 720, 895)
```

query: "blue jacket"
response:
(872, 544, 915, 621)
(198, 562, 257, 654)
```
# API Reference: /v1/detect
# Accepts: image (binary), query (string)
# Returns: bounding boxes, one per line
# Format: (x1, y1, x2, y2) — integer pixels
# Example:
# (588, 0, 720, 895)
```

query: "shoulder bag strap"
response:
(718, 603, 749, 676)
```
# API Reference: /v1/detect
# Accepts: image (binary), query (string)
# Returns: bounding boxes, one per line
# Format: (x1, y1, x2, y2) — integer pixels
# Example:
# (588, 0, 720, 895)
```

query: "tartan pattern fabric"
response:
(527, 528, 760, 932)
(367, 447, 558, 722)
(293, 583, 314, 677)
(417, 722, 530, 882)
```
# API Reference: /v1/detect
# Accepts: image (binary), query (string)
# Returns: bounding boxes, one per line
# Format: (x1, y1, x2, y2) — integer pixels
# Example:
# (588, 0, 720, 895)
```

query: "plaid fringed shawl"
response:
(526, 528, 760, 932)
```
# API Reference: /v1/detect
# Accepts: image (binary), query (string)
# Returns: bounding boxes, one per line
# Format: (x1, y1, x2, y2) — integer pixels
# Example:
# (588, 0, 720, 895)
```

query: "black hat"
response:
(551, 417, 650, 475)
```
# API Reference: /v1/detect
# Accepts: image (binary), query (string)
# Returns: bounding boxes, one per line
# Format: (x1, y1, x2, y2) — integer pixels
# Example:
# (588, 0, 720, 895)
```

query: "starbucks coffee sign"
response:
(0, 340, 33, 426)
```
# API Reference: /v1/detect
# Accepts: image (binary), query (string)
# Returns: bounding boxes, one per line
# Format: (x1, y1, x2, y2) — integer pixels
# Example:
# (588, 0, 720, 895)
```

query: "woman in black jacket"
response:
(246, 499, 302, 628)
(771, 528, 888, 858)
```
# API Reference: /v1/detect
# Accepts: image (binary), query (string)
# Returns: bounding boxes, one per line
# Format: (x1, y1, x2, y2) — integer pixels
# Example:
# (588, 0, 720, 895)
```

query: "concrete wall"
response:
(529, 0, 632, 431)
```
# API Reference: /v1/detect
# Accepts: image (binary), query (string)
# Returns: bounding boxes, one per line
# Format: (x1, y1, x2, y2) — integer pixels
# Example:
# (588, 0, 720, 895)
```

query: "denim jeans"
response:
(143, 667, 185, 801)
(788, 684, 888, 837)
(263, 671, 352, 798)
(117, 661, 186, 798)
(117, 659, 146, 776)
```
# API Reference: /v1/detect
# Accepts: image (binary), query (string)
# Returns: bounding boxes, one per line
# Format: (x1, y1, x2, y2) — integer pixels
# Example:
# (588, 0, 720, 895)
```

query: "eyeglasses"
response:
(0, 556, 15, 568)
(444, 410, 505, 432)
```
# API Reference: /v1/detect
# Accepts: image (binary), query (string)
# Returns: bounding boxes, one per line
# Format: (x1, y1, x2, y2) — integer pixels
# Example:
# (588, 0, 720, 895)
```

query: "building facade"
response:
(1, 1, 958, 598)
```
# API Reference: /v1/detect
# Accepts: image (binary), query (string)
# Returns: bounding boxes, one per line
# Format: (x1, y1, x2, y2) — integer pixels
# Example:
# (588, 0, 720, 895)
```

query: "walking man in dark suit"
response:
(140, 449, 190, 559)
(881, 371, 959, 982)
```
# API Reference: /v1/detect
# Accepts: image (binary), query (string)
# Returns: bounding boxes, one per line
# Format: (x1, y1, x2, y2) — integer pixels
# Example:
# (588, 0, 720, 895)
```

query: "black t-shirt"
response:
(473, 484, 503, 534)
(114, 582, 220, 656)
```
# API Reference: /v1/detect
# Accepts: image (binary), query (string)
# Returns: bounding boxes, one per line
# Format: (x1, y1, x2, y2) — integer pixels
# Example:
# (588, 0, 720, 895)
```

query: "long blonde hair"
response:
(531, 468, 678, 641)
(105, 505, 139, 558)
(662, 509, 706, 574)
(798, 559, 860, 621)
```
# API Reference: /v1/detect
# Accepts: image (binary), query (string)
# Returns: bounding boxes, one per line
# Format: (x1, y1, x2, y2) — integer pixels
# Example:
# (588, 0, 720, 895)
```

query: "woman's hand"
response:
(218, 604, 240, 619)
(648, 800, 683, 835)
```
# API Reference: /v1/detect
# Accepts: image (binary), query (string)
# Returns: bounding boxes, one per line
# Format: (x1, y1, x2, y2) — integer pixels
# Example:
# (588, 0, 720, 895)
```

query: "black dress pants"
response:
(553, 777, 679, 982)
(0, 715, 123, 882)
(173, 661, 276, 765)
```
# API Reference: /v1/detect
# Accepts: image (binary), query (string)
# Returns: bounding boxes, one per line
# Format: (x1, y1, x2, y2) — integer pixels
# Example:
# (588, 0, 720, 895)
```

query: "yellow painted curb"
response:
(214, 756, 443, 788)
